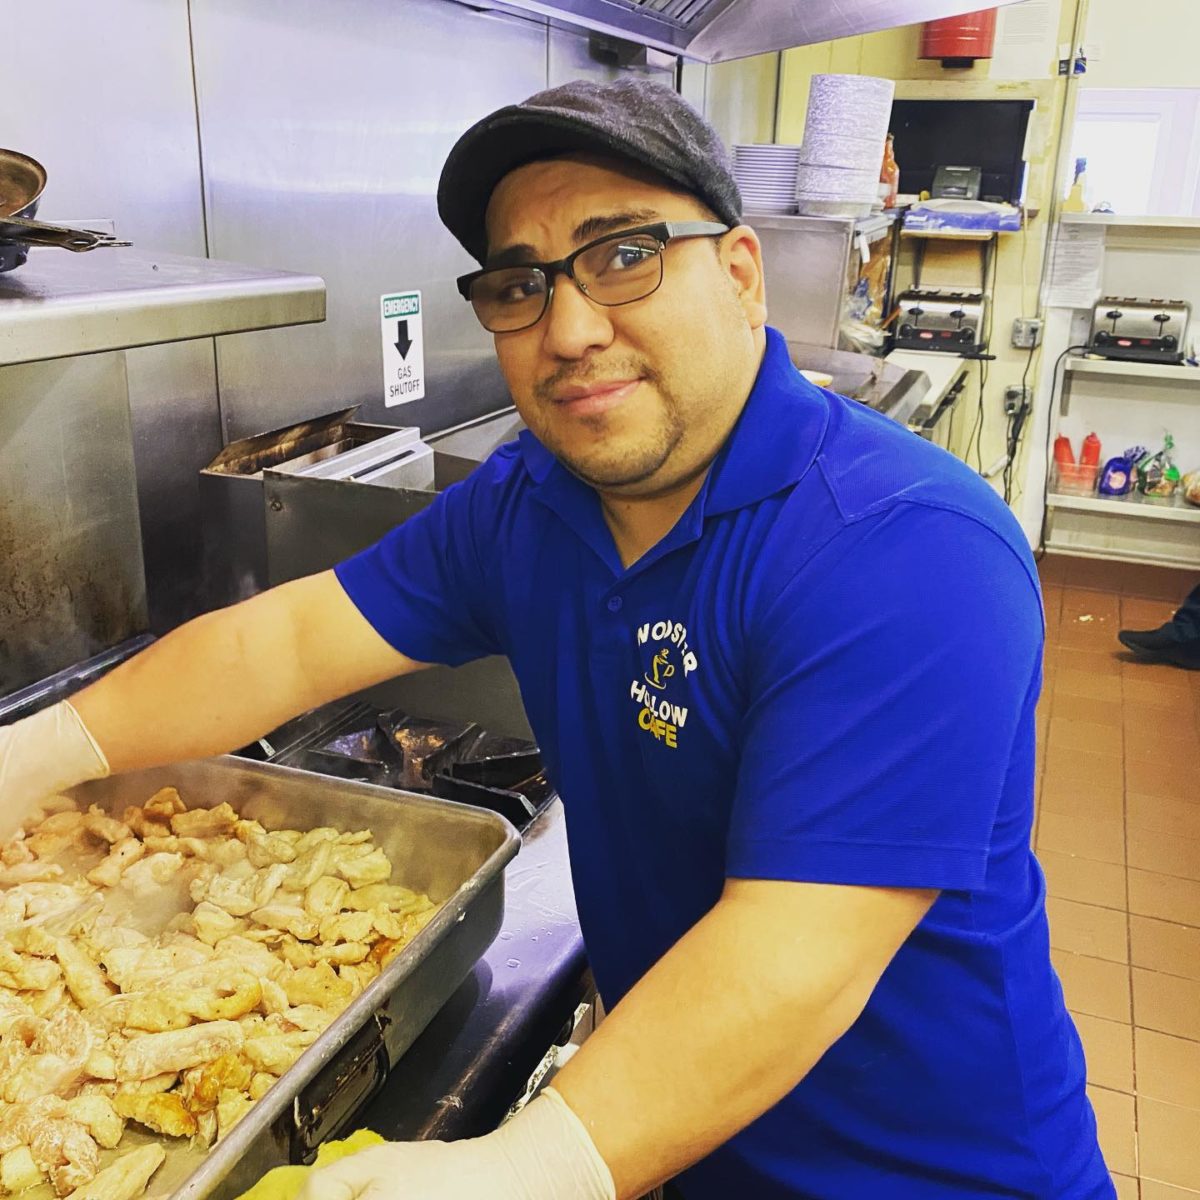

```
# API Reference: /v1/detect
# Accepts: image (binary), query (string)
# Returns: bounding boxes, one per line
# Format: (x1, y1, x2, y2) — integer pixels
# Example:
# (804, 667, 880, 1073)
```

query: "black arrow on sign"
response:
(394, 320, 413, 360)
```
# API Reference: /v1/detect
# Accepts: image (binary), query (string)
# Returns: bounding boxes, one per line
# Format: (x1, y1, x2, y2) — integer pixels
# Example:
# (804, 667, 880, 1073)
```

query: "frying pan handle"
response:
(290, 1010, 393, 1163)
(0, 214, 130, 251)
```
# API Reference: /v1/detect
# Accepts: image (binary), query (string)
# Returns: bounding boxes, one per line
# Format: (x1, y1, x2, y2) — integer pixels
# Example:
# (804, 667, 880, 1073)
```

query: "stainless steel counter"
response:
(0, 246, 324, 366)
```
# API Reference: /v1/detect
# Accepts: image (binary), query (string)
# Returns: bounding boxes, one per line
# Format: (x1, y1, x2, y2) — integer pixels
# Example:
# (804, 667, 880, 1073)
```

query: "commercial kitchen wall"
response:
(775, 1, 1086, 514)
(4, 0, 774, 644)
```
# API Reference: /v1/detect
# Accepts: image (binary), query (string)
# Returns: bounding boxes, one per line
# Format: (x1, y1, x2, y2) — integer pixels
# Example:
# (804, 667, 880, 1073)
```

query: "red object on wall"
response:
(920, 9, 998, 63)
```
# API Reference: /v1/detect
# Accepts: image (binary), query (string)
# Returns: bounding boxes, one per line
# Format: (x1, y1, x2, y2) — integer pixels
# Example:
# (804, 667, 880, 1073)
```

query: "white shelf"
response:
(1064, 357, 1200, 384)
(1061, 213, 1200, 231)
(1047, 491, 1200, 523)
(900, 229, 998, 242)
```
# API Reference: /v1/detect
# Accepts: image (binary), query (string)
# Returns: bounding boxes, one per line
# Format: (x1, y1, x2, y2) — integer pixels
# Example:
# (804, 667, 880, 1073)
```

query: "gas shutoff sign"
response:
(380, 291, 425, 406)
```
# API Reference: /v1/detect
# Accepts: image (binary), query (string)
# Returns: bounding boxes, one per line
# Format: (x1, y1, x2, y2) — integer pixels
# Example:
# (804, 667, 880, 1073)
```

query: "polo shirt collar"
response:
(702, 326, 828, 515)
(517, 326, 828, 565)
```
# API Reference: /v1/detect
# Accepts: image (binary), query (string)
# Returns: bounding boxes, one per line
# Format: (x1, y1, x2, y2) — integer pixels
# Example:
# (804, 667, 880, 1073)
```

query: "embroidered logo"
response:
(629, 619, 699, 750)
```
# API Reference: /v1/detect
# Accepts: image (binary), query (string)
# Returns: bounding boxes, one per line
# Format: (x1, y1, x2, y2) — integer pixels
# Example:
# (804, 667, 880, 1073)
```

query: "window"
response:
(1070, 88, 1200, 216)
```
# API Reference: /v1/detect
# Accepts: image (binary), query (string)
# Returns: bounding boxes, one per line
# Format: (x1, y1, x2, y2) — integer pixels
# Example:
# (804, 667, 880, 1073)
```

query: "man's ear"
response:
(721, 225, 768, 330)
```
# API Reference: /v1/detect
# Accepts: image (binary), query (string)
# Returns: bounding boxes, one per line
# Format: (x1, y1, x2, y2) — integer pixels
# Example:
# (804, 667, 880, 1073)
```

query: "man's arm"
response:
(297, 879, 935, 1200)
(555, 878, 937, 1198)
(72, 570, 425, 772)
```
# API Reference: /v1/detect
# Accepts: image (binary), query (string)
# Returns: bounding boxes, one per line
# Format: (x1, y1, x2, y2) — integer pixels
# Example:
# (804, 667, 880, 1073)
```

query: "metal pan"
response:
(68, 756, 521, 1200)
(0, 147, 129, 271)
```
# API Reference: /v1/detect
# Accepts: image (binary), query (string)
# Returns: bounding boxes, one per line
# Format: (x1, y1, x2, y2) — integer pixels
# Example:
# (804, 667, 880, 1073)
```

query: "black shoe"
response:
(1118, 627, 1200, 670)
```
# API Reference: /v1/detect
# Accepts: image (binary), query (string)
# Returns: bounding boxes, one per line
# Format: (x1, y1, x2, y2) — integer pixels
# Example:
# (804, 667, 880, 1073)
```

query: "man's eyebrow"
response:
(484, 209, 664, 269)
(571, 209, 662, 244)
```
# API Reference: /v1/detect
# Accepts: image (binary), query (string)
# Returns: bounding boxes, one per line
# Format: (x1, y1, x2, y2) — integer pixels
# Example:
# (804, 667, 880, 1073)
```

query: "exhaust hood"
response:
(472, 0, 1017, 64)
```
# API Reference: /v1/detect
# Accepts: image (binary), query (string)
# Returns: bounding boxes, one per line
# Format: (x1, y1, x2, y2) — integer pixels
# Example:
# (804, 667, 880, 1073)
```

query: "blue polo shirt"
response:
(336, 328, 1112, 1199)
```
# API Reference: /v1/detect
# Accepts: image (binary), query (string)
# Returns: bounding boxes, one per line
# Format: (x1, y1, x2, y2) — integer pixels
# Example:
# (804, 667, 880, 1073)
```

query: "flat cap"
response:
(437, 77, 743, 264)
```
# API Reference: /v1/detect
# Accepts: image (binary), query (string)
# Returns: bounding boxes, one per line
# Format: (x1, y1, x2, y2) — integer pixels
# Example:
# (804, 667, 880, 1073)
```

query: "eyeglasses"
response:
(456, 220, 730, 334)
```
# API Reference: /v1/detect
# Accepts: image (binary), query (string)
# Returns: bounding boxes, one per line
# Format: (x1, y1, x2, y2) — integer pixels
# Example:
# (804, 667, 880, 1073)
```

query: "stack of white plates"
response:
(732, 143, 801, 215)
(795, 74, 894, 219)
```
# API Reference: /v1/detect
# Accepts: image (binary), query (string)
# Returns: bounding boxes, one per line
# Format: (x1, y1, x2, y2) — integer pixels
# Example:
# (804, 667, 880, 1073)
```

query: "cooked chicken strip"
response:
(179, 1052, 253, 1114)
(251, 904, 318, 941)
(26, 811, 86, 860)
(242, 1029, 319, 1074)
(65, 1095, 125, 1149)
(333, 847, 392, 889)
(312, 941, 370, 966)
(32, 1119, 101, 1197)
(171, 803, 237, 839)
(53, 935, 116, 1008)
(0, 1145, 43, 1194)
(86, 838, 147, 889)
(0, 1096, 68, 1154)
(215, 1089, 255, 1142)
(119, 852, 184, 896)
(303, 875, 350, 918)
(252, 864, 290, 910)
(284, 842, 334, 893)
(0, 944, 61, 992)
(111, 1092, 197, 1139)
(191, 901, 247, 946)
(0, 861, 66, 886)
(65, 1143, 165, 1200)
(317, 910, 373, 944)
(4, 1009, 94, 1103)
(83, 808, 131, 846)
(283, 961, 353, 1008)
(115, 1020, 243, 1081)
(144, 788, 186, 821)
(343, 883, 427, 907)
(242, 828, 297, 868)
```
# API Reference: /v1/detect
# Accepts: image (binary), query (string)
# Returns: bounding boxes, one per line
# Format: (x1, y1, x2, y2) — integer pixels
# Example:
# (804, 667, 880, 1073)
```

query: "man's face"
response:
(483, 155, 767, 498)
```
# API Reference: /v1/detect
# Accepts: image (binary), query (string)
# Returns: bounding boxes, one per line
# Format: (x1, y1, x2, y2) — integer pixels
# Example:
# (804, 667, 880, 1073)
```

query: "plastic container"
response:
(1054, 462, 1099, 496)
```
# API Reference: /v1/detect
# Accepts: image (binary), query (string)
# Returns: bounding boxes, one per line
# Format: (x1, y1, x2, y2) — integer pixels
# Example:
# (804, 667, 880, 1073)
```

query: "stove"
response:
(240, 699, 553, 831)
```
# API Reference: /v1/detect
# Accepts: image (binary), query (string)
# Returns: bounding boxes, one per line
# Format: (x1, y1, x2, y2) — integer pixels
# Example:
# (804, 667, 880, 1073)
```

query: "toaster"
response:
(894, 287, 987, 353)
(1088, 296, 1190, 363)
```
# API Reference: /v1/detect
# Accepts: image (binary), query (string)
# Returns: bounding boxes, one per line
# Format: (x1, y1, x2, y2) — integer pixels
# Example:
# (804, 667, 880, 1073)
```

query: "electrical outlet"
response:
(1012, 318, 1043, 349)
(1003, 385, 1031, 415)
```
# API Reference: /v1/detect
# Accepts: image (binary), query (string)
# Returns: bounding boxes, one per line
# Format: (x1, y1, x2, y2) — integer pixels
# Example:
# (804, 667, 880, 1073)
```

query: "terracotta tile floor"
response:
(1037, 580, 1200, 1197)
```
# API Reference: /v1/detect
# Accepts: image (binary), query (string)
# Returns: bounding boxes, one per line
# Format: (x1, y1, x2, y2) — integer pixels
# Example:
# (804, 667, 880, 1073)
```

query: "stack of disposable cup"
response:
(795, 74, 894, 219)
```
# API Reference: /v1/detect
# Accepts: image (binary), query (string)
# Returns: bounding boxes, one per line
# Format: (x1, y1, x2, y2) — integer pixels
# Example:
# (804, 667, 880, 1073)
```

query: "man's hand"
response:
(296, 1090, 613, 1200)
(0, 701, 109, 842)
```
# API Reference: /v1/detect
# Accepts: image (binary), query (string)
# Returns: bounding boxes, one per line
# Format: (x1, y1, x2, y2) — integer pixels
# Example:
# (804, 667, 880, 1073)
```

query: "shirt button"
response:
(607, 596, 623, 613)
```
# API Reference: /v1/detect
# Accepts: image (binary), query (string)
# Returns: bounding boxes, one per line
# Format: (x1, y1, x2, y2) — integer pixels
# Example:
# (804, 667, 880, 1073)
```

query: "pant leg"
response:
(1172, 582, 1200, 641)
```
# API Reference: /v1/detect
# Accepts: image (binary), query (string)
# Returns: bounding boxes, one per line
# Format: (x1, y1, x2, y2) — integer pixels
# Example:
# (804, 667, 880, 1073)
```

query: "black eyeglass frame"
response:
(455, 220, 731, 332)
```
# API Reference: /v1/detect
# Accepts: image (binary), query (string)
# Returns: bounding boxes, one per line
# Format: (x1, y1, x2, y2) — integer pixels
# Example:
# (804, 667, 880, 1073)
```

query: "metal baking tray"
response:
(68, 756, 520, 1200)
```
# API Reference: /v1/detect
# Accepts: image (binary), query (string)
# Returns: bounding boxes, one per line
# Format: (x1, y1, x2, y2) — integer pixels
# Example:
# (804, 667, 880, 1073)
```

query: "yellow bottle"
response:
(1063, 156, 1088, 213)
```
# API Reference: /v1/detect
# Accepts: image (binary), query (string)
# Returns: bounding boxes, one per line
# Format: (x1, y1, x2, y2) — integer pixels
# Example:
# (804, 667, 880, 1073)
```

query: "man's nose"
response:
(539, 273, 614, 360)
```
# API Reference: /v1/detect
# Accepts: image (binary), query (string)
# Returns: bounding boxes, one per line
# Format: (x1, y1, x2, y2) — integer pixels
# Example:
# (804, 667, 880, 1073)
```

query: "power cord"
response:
(1034, 344, 1090, 561)
(1003, 341, 1039, 504)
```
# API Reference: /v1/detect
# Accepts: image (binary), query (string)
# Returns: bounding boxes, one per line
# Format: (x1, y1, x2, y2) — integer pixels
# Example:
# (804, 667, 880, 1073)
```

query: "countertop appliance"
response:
(932, 164, 982, 199)
(1087, 296, 1191, 364)
(894, 286, 986, 352)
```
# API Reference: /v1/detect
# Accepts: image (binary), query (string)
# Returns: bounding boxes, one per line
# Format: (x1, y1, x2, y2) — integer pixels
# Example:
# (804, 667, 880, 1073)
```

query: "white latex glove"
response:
(0, 700, 109, 842)
(296, 1089, 616, 1200)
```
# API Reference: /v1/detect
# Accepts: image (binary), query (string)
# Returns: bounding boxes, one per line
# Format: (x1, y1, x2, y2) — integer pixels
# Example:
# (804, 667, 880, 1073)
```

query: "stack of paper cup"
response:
(795, 74, 894, 218)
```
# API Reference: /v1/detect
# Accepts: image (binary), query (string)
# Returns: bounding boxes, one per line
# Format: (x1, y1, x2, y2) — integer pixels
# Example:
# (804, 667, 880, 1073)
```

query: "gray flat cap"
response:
(437, 77, 743, 264)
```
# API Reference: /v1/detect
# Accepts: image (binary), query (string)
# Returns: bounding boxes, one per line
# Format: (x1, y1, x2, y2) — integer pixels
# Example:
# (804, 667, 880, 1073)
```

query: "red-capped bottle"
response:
(1054, 436, 1076, 468)
(1081, 433, 1102, 467)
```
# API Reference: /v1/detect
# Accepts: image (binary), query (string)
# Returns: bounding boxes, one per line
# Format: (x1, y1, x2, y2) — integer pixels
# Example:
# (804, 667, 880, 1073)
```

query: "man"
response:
(1119, 581, 1200, 669)
(0, 80, 1111, 1198)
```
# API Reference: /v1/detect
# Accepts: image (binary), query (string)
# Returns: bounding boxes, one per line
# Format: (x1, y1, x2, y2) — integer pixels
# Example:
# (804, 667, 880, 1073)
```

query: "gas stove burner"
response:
(249, 702, 552, 830)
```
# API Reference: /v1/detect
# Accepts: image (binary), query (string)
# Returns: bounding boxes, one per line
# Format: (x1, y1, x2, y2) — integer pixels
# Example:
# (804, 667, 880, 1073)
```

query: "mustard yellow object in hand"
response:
(235, 1131, 386, 1200)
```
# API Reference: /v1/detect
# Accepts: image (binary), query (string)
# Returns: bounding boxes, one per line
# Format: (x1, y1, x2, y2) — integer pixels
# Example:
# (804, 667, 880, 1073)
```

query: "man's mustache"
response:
(533, 358, 660, 404)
